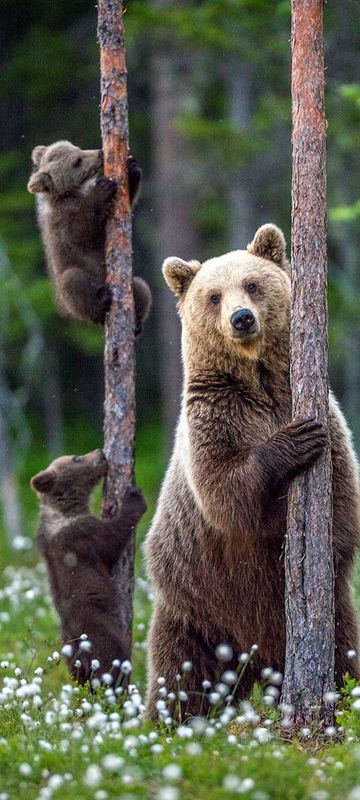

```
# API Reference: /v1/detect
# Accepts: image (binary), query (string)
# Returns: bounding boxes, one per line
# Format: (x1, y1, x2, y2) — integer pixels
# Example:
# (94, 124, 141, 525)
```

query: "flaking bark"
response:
(281, 0, 335, 729)
(98, 0, 135, 660)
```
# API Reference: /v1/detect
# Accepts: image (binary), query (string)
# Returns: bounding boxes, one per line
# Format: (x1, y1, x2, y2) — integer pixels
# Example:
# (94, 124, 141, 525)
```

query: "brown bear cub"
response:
(32, 449, 146, 684)
(145, 223, 360, 721)
(28, 140, 151, 329)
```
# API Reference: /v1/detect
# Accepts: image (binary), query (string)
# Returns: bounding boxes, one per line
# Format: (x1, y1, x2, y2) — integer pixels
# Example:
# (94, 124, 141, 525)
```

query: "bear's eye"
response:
(210, 294, 221, 305)
(246, 283, 257, 294)
(73, 157, 82, 168)
(72, 456, 83, 464)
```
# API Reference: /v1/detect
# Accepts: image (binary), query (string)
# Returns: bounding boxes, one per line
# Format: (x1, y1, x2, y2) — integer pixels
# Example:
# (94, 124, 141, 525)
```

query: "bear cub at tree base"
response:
(28, 140, 151, 329)
(145, 223, 360, 721)
(32, 449, 146, 684)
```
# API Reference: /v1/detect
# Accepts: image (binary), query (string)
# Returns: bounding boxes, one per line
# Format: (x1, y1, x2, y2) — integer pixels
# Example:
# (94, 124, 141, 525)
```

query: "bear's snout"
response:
(230, 308, 257, 336)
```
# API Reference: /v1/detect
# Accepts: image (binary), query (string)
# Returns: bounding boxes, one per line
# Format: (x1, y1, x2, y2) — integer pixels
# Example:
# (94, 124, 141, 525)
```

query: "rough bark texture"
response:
(281, 0, 334, 729)
(98, 0, 135, 660)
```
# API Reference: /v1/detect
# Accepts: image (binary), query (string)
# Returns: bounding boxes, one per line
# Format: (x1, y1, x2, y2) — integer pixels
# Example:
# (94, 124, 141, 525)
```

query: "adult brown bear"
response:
(145, 224, 360, 721)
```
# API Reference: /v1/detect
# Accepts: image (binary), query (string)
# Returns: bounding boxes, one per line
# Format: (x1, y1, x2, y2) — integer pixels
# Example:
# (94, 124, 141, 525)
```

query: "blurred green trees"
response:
(0, 0, 359, 542)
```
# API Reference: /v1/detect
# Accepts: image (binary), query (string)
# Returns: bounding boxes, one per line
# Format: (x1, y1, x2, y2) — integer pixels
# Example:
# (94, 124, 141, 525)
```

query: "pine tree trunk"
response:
(281, 0, 334, 730)
(226, 59, 255, 247)
(98, 0, 135, 660)
(151, 0, 201, 446)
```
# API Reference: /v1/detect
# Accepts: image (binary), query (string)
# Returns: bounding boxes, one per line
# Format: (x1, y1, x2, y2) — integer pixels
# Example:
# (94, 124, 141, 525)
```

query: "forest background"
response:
(0, 0, 360, 580)
(2, 3, 360, 797)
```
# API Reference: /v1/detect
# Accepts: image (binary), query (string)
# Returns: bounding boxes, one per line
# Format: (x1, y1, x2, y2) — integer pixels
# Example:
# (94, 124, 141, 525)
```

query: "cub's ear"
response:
(162, 257, 202, 297)
(31, 470, 56, 494)
(31, 145, 47, 166)
(27, 171, 53, 194)
(247, 224, 287, 267)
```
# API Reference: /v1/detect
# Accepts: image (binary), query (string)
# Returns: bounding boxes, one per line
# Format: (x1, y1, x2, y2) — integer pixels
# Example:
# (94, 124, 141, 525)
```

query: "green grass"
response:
(2, 431, 360, 799)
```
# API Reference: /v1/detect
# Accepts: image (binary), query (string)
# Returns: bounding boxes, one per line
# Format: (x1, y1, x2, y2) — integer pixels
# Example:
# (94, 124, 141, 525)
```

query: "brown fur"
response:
(145, 224, 360, 720)
(32, 449, 146, 683)
(28, 140, 151, 329)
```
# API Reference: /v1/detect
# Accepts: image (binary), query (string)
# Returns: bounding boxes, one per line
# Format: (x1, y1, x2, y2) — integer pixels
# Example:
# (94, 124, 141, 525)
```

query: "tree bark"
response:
(98, 0, 135, 660)
(281, 0, 334, 729)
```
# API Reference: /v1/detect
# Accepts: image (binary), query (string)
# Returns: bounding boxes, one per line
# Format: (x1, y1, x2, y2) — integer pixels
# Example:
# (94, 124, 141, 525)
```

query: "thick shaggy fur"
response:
(28, 140, 151, 328)
(145, 224, 360, 720)
(32, 449, 146, 683)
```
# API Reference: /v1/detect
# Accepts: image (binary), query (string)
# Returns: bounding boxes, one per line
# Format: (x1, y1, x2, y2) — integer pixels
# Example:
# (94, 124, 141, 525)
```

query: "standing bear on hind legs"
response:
(145, 223, 360, 721)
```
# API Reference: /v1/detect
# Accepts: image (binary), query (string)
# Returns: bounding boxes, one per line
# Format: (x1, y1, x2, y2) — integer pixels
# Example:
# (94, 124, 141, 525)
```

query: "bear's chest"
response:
(226, 379, 291, 448)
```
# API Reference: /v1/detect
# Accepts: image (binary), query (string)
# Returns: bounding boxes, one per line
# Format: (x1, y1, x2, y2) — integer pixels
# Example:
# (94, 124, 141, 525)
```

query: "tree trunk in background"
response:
(43, 343, 64, 458)
(341, 231, 360, 445)
(0, 372, 22, 545)
(327, 0, 360, 452)
(281, 0, 334, 729)
(226, 60, 255, 248)
(98, 0, 135, 660)
(151, 2, 200, 447)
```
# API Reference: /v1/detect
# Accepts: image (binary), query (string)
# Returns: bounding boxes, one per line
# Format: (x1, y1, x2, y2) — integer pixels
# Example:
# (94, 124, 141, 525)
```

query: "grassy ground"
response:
(2, 428, 360, 799)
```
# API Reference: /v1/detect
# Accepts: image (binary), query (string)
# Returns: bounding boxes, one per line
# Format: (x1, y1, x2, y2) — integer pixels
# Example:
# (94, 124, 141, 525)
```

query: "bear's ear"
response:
(27, 171, 53, 194)
(247, 224, 287, 267)
(162, 257, 202, 297)
(31, 469, 56, 494)
(31, 145, 46, 166)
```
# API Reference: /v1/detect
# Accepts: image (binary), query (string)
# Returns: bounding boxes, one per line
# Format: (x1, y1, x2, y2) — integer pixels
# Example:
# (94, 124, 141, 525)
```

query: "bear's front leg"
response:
(259, 416, 328, 484)
(89, 486, 147, 569)
(189, 415, 327, 537)
(89, 176, 118, 225)
(57, 267, 111, 324)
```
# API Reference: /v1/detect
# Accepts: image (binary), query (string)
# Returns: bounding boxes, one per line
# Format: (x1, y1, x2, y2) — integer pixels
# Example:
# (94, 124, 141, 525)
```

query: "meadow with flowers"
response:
(2, 512, 360, 800)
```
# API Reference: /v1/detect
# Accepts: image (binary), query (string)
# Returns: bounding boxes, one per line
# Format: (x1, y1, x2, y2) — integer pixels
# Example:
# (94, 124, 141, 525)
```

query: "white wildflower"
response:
(215, 644, 233, 662)
(162, 764, 182, 780)
(79, 640, 92, 652)
(61, 644, 73, 658)
(19, 763, 32, 776)
(102, 754, 124, 771)
(182, 661, 192, 672)
(83, 765, 102, 787)
(157, 788, 179, 800)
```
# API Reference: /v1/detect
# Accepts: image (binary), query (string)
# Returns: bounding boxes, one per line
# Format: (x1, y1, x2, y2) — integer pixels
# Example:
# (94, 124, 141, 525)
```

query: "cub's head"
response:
(27, 140, 103, 199)
(31, 449, 107, 514)
(163, 224, 291, 363)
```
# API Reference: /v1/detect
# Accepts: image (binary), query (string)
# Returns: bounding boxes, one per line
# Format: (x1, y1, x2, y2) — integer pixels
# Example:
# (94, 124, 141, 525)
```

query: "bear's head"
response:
(27, 141, 103, 199)
(163, 224, 291, 366)
(31, 449, 107, 515)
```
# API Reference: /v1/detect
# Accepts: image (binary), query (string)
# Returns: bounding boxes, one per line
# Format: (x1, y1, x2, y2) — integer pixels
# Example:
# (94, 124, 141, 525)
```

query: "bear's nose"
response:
(230, 308, 256, 332)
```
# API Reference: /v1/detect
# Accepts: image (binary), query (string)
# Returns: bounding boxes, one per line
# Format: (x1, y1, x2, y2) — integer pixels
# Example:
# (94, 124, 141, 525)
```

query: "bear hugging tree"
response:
(28, 140, 151, 331)
(32, 450, 146, 683)
(145, 223, 360, 722)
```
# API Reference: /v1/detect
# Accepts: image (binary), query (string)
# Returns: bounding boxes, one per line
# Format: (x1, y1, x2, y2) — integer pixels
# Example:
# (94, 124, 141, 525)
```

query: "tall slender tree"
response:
(281, 0, 334, 729)
(98, 0, 135, 660)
